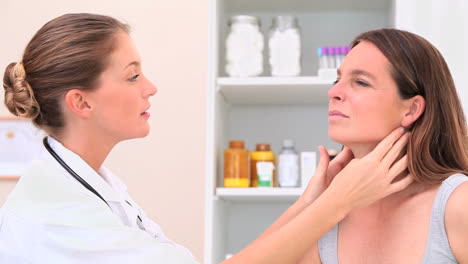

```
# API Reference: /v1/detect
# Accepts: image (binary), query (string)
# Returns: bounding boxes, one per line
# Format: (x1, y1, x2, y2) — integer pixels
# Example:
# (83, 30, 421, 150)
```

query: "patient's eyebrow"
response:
(350, 69, 376, 81)
(337, 69, 377, 82)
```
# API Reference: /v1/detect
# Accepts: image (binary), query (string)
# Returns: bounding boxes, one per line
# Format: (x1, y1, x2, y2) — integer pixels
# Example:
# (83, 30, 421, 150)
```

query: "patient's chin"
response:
(329, 135, 348, 146)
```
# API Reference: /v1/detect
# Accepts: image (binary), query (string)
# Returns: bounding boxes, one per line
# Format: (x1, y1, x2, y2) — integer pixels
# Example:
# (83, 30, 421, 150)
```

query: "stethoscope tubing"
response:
(42, 137, 110, 208)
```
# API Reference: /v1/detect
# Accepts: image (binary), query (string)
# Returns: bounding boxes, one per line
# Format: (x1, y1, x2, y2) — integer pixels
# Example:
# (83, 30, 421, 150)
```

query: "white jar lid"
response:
(229, 15, 260, 27)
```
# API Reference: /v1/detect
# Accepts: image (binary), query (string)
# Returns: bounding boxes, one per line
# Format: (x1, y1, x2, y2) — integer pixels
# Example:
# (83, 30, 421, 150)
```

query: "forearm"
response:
(297, 243, 320, 264)
(223, 128, 411, 264)
(222, 190, 348, 264)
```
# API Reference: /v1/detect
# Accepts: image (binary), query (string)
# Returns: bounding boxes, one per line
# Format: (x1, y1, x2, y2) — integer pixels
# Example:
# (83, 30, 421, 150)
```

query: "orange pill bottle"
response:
(224, 140, 250, 187)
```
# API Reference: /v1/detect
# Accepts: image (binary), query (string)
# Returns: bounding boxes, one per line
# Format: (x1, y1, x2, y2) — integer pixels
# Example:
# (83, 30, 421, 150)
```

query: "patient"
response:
(301, 28, 468, 263)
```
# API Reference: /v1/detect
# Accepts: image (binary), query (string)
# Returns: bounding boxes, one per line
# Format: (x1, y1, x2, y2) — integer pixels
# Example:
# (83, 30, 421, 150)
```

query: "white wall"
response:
(0, 0, 208, 261)
(395, 0, 468, 115)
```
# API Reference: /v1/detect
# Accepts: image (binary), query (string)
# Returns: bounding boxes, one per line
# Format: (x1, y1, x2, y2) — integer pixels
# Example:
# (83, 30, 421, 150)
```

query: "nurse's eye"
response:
(332, 78, 340, 85)
(128, 74, 140, 82)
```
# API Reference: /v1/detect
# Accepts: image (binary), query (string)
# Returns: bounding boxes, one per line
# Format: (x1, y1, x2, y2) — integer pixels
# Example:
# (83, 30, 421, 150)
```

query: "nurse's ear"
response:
(401, 95, 425, 128)
(64, 89, 93, 118)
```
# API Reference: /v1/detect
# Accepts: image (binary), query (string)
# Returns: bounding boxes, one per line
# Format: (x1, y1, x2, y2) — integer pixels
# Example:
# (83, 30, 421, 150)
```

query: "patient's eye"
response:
(355, 79, 370, 87)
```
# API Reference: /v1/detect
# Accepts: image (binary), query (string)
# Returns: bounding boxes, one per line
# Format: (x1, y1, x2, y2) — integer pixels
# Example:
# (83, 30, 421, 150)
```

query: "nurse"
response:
(1, 13, 411, 263)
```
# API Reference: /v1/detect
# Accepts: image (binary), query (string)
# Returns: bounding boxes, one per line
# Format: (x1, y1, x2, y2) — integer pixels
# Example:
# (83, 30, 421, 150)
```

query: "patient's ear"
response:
(401, 95, 425, 128)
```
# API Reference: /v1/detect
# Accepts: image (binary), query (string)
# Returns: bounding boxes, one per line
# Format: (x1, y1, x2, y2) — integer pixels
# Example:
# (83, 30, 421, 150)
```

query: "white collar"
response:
(46, 136, 122, 203)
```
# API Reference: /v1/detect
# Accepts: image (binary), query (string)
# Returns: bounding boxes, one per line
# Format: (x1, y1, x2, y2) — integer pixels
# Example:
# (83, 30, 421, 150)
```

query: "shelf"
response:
(217, 76, 334, 105)
(216, 187, 303, 201)
(224, 0, 391, 13)
(209, 0, 398, 262)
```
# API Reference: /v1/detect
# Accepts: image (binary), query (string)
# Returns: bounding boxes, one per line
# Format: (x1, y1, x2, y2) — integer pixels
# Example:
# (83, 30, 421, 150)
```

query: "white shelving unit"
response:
(218, 76, 333, 105)
(216, 187, 303, 201)
(205, 0, 396, 262)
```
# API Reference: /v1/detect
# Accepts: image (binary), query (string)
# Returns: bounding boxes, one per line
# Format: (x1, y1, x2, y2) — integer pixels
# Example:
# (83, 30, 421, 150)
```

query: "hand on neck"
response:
(347, 143, 378, 159)
(345, 141, 424, 217)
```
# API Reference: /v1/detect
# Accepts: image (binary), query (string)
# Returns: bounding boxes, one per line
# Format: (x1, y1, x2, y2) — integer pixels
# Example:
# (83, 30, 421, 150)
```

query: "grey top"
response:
(318, 173, 468, 264)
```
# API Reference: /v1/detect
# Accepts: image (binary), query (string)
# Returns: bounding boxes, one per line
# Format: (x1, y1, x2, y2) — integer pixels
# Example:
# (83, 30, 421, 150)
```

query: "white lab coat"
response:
(0, 137, 198, 264)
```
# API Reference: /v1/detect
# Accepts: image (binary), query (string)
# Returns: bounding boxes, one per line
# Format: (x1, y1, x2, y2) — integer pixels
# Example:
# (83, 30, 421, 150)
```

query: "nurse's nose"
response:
(145, 78, 158, 97)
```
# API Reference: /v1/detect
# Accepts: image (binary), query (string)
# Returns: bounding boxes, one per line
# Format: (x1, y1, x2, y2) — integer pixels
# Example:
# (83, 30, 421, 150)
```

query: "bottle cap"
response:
(283, 139, 294, 148)
(345, 46, 352, 54)
(339, 46, 347, 55)
(229, 15, 260, 27)
(256, 143, 271, 151)
(328, 149, 339, 159)
(229, 140, 245, 148)
(328, 149, 339, 155)
(272, 15, 299, 29)
(322, 46, 329, 55)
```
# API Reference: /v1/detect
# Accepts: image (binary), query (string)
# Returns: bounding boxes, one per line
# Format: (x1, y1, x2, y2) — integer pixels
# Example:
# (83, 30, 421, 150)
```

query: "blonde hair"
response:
(4, 62, 40, 119)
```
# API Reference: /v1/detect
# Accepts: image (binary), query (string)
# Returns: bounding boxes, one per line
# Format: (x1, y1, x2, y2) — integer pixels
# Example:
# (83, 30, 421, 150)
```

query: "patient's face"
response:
(328, 41, 406, 146)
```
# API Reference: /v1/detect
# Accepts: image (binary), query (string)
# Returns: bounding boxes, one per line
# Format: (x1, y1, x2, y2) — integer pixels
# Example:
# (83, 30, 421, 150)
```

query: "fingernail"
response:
(399, 127, 405, 133)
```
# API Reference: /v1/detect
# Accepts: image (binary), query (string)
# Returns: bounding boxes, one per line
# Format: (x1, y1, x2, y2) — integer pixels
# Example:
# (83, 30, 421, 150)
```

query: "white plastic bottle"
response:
(268, 16, 301, 76)
(225, 15, 264, 77)
(278, 139, 300, 187)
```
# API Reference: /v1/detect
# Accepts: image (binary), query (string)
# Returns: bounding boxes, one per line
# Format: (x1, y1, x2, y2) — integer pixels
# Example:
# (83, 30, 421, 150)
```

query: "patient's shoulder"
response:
(445, 174, 468, 220)
(445, 177, 468, 217)
(445, 175, 468, 262)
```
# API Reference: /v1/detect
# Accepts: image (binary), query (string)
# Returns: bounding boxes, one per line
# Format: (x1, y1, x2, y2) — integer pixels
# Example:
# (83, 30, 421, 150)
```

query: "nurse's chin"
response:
(138, 127, 151, 138)
(124, 127, 151, 141)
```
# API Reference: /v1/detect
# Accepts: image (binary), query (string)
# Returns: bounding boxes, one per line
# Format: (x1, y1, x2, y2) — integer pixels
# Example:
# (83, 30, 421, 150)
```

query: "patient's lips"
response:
(328, 110, 349, 121)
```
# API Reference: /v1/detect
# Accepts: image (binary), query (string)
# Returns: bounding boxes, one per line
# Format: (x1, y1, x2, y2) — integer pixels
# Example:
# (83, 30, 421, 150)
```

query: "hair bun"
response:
(3, 62, 40, 119)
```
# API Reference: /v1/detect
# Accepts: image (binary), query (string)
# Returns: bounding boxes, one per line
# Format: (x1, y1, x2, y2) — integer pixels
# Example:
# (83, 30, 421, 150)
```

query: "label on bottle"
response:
(278, 154, 299, 187)
(257, 161, 274, 187)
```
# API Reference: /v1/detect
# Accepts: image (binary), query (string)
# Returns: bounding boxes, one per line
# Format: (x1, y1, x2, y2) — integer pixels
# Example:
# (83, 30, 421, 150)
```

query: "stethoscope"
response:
(43, 137, 146, 230)
(43, 137, 109, 207)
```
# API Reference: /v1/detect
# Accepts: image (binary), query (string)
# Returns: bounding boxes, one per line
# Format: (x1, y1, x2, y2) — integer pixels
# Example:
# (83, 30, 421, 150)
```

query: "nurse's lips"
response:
(328, 110, 349, 120)
(141, 105, 151, 118)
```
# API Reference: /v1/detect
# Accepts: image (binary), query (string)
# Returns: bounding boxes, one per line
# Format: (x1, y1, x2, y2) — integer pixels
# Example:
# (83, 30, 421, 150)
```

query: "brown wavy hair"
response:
(351, 28, 467, 184)
(3, 13, 129, 135)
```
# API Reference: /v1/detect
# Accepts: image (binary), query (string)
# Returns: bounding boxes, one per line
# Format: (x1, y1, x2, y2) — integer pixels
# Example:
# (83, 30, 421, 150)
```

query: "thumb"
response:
(315, 146, 330, 179)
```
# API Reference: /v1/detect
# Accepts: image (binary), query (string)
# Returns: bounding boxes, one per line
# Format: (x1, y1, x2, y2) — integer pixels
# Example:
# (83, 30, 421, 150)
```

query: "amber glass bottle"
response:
(250, 143, 276, 187)
(224, 140, 250, 187)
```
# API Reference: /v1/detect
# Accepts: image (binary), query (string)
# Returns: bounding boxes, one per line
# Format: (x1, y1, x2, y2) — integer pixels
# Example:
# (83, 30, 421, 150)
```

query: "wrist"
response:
(317, 188, 351, 222)
(297, 192, 318, 208)
(294, 196, 308, 211)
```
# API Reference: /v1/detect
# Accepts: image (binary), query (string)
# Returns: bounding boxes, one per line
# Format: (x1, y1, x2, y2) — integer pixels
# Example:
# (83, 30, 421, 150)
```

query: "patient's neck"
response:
(345, 143, 437, 225)
(347, 142, 420, 212)
(347, 143, 377, 159)
(348, 142, 409, 182)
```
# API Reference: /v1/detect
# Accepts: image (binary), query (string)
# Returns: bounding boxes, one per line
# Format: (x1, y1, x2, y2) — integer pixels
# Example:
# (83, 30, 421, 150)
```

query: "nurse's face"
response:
(328, 41, 407, 149)
(86, 32, 157, 141)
